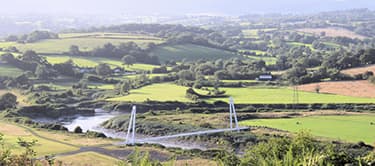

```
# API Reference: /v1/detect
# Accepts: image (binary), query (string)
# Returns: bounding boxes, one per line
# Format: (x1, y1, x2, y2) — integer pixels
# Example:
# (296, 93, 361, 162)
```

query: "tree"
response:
(122, 55, 137, 67)
(69, 45, 81, 56)
(178, 70, 195, 81)
(0, 93, 17, 110)
(35, 65, 51, 79)
(118, 80, 132, 94)
(315, 84, 321, 93)
(360, 49, 375, 65)
(95, 63, 112, 76)
(74, 126, 83, 133)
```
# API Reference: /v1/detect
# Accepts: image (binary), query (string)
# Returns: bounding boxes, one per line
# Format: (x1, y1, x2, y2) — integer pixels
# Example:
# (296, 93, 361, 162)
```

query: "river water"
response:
(34, 109, 209, 150)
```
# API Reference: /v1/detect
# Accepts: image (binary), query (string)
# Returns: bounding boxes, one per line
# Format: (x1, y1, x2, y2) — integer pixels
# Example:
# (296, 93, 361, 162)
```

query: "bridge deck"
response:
(119, 127, 249, 144)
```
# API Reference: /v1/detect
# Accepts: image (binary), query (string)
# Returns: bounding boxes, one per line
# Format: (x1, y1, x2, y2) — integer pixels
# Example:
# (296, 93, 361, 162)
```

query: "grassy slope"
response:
(207, 87, 375, 104)
(239, 115, 375, 144)
(0, 121, 78, 156)
(0, 37, 163, 54)
(107, 84, 375, 104)
(44, 55, 159, 70)
(246, 55, 277, 65)
(150, 44, 240, 62)
(107, 83, 192, 102)
(56, 152, 120, 166)
(0, 63, 24, 77)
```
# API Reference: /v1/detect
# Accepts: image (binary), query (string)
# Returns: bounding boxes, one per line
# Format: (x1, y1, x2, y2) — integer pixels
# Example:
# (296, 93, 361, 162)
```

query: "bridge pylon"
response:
(229, 97, 239, 131)
(125, 106, 137, 145)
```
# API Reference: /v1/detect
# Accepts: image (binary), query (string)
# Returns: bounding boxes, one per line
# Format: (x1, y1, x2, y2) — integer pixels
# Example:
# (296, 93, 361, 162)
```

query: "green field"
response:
(0, 64, 24, 77)
(107, 83, 192, 102)
(43, 55, 159, 71)
(0, 122, 78, 157)
(246, 55, 277, 65)
(207, 87, 375, 104)
(56, 152, 120, 166)
(240, 115, 375, 144)
(287, 42, 314, 49)
(149, 44, 240, 62)
(107, 84, 375, 104)
(59, 32, 162, 40)
(0, 36, 163, 54)
(242, 28, 277, 38)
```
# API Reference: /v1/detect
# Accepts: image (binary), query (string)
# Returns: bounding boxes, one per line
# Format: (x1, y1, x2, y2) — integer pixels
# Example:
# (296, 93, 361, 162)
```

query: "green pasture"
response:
(0, 37, 163, 54)
(287, 42, 314, 50)
(206, 87, 375, 104)
(0, 122, 78, 157)
(0, 64, 24, 77)
(240, 115, 375, 144)
(43, 55, 159, 71)
(107, 84, 375, 104)
(246, 55, 277, 65)
(149, 44, 240, 62)
(59, 32, 162, 40)
(107, 83, 192, 102)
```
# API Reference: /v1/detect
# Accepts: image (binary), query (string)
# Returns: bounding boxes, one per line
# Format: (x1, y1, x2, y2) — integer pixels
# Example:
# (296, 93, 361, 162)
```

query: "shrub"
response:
(73, 126, 83, 133)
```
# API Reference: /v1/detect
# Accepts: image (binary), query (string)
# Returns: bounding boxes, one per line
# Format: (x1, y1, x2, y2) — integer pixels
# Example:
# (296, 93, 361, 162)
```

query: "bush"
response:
(74, 126, 83, 133)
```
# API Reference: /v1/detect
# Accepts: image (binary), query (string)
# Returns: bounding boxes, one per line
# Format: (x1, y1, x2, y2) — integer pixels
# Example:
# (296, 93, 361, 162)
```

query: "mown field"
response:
(43, 55, 159, 71)
(298, 80, 375, 98)
(107, 83, 375, 104)
(0, 121, 79, 156)
(56, 152, 120, 166)
(240, 115, 375, 144)
(246, 55, 277, 65)
(0, 33, 164, 54)
(242, 28, 276, 38)
(149, 44, 241, 62)
(107, 83, 192, 102)
(297, 28, 366, 39)
(341, 64, 375, 76)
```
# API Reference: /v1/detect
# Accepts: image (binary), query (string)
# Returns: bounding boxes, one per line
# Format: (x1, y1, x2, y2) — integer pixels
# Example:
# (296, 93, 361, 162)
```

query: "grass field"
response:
(0, 121, 78, 156)
(242, 28, 276, 38)
(246, 55, 277, 65)
(43, 55, 159, 71)
(107, 83, 375, 103)
(56, 152, 120, 166)
(59, 32, 162, 41)
(0, 36, 163, 54)
(207, 87, 375, 104)
(287, 42, 314, 50)
(297, 28, 366, 39)
(107, 83, 192, 102)
(240, 115, 375, 144)
(0, 63, 24, 77)
(149, 44, 240, 62)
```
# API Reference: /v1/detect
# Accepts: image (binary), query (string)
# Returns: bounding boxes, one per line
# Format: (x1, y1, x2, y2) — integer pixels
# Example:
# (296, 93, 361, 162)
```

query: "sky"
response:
(2, 0, 375, 16)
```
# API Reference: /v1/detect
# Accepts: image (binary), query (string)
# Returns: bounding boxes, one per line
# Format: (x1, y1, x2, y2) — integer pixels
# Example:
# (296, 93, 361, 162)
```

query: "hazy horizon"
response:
(2, 0, 375, 16)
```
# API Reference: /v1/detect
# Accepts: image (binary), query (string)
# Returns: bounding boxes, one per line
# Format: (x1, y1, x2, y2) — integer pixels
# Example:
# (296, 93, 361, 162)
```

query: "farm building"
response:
(257, 74, 273, 81)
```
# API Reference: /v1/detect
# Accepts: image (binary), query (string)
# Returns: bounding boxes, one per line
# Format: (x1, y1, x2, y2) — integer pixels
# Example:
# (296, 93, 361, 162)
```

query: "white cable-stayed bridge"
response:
(118, 97, 249, 145)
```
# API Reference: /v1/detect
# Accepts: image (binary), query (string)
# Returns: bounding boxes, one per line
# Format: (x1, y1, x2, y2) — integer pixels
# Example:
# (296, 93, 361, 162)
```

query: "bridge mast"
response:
(229, 97, 239, 131)
(126, 106, 137, 145)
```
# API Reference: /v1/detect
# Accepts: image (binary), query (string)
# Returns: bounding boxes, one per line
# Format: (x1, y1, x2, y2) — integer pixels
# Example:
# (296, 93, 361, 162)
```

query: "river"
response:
(34, 109, 209, 150)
